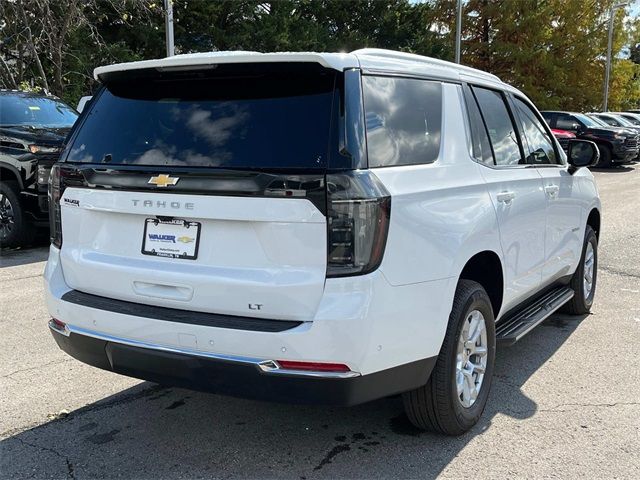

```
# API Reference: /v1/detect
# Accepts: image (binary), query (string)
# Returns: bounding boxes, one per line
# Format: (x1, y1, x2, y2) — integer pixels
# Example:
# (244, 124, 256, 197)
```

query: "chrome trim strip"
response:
(49, 323, 360, 379)
(48, 319, 70, 337)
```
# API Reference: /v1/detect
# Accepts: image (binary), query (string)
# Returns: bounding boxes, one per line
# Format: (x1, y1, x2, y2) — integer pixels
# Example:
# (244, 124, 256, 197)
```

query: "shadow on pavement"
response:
(590, 165, 636, 173)
(0, 313, 587, 479)
(0, 243, 49, 268)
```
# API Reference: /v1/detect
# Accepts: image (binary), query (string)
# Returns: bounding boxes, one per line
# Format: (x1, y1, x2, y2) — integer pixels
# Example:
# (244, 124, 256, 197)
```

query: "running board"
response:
(496, 287, 574, 346)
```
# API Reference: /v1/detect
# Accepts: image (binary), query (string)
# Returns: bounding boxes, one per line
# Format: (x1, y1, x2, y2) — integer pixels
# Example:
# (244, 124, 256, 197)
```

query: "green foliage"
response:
(0, 0, 637, 110)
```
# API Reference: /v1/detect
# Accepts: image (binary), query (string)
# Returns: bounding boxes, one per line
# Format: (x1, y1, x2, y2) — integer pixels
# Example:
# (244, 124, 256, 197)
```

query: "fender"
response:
(0, 158, 25, 190)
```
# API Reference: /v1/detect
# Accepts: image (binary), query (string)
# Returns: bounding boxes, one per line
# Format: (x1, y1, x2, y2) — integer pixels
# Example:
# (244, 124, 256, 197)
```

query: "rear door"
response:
(468, 85, 547, 311)
(57, 64, 341, 321)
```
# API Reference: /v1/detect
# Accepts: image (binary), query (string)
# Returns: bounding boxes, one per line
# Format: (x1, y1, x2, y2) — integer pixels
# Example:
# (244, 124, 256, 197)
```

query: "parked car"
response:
(585, 114, 640, 162)
(625, 109, 640, 114)
(588, 112, 640, 132)
(551, 128, 576, 152)
(45, 49, 601, 435)
(541, 111, 637, 167)
(610, 112, 640, 126)
(0, 90, 78, 247)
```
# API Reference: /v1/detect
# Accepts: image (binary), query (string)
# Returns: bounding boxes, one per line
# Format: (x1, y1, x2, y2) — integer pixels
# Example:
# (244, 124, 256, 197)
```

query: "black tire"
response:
(0, 181, 34, 248)
(595, 144, 612, 168)
(562, 226, 597, 315)
(402, 280, 496, 435)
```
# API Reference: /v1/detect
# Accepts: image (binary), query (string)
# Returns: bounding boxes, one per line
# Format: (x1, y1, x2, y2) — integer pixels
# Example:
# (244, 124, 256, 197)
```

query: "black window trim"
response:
(467, 84, 529, 170)
(467, 84, 567, 170)
(509, 93, 565, 168)
(461, 83, 496, 166)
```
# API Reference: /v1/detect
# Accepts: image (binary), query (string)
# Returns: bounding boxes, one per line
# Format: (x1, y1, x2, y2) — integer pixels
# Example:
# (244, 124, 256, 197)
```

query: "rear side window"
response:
(66, 66, 337, 170)
(472, 87, 523, 166)
(620, 114, 640, 126)
(362, 76, 442, 167)
(513, 97, 558, 165)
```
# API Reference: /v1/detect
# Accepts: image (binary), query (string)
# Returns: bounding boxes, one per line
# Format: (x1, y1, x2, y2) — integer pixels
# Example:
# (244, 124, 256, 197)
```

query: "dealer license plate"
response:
(141, 218, 201, 260)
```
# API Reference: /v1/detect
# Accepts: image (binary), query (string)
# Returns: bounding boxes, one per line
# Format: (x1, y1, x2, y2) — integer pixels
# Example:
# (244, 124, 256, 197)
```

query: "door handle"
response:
(497, 191, 516, 204)
(544, 185, 559, 197)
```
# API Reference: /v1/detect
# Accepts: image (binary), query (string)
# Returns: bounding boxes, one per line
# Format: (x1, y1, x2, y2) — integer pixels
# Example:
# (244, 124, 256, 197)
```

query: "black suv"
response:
(0, 90, 78, 247)
(541, 111, 637, 167)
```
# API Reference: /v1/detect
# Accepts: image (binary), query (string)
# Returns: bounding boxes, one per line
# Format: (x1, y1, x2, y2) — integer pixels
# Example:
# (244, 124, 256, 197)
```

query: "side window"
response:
(600, 116, 619, 126)
(513, 97, 558, 165)
(462, 85, 494, 166)
(556, 114, 579, 131)
(472, 87, 523, 166)
(540, 112, 554, 127)
(362, 76, 442, 167)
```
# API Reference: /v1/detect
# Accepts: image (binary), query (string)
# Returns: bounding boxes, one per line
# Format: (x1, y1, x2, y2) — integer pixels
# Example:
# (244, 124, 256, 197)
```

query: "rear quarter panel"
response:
(372, 83, 503, 288)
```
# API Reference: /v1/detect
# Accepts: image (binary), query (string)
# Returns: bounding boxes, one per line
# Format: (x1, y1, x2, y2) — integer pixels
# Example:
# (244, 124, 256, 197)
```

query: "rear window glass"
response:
(66, 67, 337, 170)
(362, 76, 442, 167)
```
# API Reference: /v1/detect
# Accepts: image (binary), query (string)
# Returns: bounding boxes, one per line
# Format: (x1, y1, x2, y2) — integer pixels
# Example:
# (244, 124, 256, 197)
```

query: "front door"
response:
(511, 96, 583, 285)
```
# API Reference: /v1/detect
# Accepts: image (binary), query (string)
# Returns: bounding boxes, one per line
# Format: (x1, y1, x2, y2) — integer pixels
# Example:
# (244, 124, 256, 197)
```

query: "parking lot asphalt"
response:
(1, 165, 639, 480)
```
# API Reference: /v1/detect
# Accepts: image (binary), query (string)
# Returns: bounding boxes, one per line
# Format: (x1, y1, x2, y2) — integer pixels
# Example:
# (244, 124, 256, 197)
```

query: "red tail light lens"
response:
(326, 171, 391, 277)
(276, 360, 351, 372)
(48, 164, 63, 248)
(51, 318, 66, 330)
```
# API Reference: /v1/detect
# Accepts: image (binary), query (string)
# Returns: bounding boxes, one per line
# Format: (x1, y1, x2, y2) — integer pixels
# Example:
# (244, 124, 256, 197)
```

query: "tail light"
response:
(326, 171, 391, 277)
(48, 164, 63, 248)
(275, 360, 351, 373)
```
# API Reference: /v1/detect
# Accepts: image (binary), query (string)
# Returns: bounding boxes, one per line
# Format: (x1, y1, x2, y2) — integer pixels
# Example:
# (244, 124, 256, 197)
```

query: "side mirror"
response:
(572, 123, 584, 134)
(567, 139, 599, 173)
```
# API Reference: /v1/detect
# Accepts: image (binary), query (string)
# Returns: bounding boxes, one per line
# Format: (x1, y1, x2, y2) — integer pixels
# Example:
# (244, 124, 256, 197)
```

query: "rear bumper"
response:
(45, 244, 453, 405)
(49, 323, 436, 406)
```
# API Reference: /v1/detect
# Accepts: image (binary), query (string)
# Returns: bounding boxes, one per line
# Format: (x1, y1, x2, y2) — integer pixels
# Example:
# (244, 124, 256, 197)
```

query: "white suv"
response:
(45, 49, 601, 435)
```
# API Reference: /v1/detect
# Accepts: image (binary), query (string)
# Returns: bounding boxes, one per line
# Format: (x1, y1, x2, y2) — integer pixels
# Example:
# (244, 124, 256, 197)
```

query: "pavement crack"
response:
(11, 436, 76, 479)
(2, 358, 74, 379)
(542, 401, 640, 412)
(506, 401, 640, 416)
(0, 273, 44, 282)
(598, 266, 640, 280)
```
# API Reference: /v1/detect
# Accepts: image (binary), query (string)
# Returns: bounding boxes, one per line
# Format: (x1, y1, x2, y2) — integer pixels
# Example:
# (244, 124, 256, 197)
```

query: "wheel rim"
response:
(456, 310, 488, 408)
(0, 193, 15, 240)
(583, 242, 595, 299)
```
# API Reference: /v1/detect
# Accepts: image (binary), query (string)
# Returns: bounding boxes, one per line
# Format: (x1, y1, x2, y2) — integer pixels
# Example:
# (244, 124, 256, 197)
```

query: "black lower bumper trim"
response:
(50, 329, 436, 406)
(61, 289, 302, 333)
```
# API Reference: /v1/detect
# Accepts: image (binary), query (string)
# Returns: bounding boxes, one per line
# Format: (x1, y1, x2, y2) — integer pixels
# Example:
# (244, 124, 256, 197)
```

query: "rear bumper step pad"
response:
(61, 289, 303, 333)
(496, 286, 574, 346)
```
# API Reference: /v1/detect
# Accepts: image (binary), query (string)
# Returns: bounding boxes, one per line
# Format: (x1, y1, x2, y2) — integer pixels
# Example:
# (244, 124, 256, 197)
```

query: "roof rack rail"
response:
(351, 48, 501, 82)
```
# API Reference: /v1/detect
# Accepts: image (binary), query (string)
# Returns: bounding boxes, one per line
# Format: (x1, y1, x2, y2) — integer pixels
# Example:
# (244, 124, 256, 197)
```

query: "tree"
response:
(0, 0, 160, 103)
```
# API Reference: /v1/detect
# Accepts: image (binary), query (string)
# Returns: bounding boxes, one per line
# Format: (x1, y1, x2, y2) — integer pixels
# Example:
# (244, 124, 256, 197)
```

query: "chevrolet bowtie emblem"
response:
(148, 174, 179, 187)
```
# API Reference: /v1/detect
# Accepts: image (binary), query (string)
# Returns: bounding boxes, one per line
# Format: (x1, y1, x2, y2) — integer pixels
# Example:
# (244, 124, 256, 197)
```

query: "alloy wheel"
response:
(583, 242, 595, 299)
(0, 193, 15, 240)
(456, 309, 488, 408)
